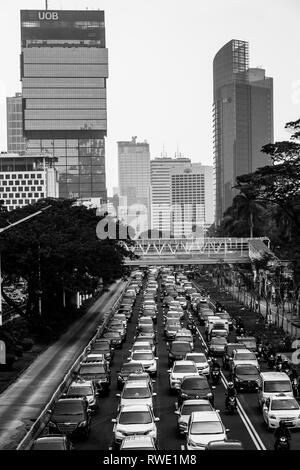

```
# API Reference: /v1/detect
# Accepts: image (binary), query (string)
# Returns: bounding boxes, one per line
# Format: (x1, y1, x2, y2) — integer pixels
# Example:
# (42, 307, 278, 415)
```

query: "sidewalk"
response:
(0, 280, 125, 450)
(220, 281, 300, 339)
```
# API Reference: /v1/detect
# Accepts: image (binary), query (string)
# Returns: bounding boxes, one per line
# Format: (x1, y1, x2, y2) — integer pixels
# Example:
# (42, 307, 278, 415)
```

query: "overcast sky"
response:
(0, 0, 299, 195)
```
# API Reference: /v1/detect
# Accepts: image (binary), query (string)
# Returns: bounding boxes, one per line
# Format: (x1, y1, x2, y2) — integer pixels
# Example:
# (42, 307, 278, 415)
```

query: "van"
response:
(258, 372, 293, 409)
(207, 318, 229, 336)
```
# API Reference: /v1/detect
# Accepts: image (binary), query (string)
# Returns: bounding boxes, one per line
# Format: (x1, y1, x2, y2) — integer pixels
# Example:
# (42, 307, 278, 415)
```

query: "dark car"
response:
(103, 331, 122, 348)
(117, 362, 145, 390)
(78, 361, 110, 392)
(47, 397, 91, 440)
(177, 375, 214, 407)
(117, 305, 132, 321)
(66, 380, 98, 412)
(165, 323, 182, 341)
(205, 439, 244, 450)
(222, 343, 247, 370)
(107, 323, 126, 342)
(31, 435, 73, 450)
(168, 341, 192, 367)
(232, 364, 260, 392)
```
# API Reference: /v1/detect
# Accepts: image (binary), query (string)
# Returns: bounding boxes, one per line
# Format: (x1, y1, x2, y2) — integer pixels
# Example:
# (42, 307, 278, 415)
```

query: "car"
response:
(262, 393, 300, 430)
(107, 323, 126, 342)
(31, 435, 73, 450)
(168, 361, 200, 392)
(258, 372, 293, 408)
(231, 349, 259, 372)
(66, 380, 98, 412)
(198, 310, 215, 325)
(175, 399, 214, 435)
(120, 435, 157, 450)
(127, 351, 158, 377)
(47, 397, 91, 439)
(111, 405, 159, 447)
(136, 330, 156, 342)
(232, 364, 260, 392)
(208, 337, 227, 356)
(90, 343, 113, 362)
(236, 336, 257, 353)
(215, 311, 233, 330)
(117, 362, 145, 389)
(205, 439, 244, 450)
(103, 331, 122, 348)
(130, 341, 153, 354)
(126, 372, 154, 391)
(138, 317, 153, 330)
(222, 343, 247, 370)
(84, 353, 107, 364)
(164, 312, 182, 324)
(164, 323, 183, 341)
(185, 411, 228, 450)
(174, 331, 194, 350)
(117, 380, 156, 408)
(178, 375, 215, 407)
(185, 353, 210, 376)
(78, 361, 110, 392)
(168, 341, 192, 366)
(137, 323, 156, 336)
(177, 296, 187, 309)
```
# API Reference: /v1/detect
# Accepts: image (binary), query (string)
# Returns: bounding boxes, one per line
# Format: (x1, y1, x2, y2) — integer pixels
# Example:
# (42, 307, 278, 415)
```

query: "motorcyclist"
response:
(211, 358, 221, 372)
(276, 354, 283, 365)
(282, 359, 291, 373)
(225, 381, 237, 409)
(274, 420, 291, 450)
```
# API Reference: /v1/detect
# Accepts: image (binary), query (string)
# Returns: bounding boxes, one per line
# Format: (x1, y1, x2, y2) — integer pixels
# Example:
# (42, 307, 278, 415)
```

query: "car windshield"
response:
(80, 365, 105, 374)
(123, 387, 150, 399)
(182, 378, 208, 390)
(181, 404, 211, 415)
(140, 326, 154, 332)
(211, 338, 227, 345)
(121, 364, 143, 373)
(93, 344, 108, 351)
(235, 353, 256, 360)
(32, 440, 66, 450)
(235, 366, 258, 375)
(68, 386, 93, 396)
(54, 401, 83, 415)
(190, 421, 223, 435)
(176, 336, 192, 342)
(134, 345, 151, 351)
(187, 355, 206, 363)
(119, 411, 152, 424)
(105, 332, 120, 338)
(132, 353, 153, 361)
(264, 381, 292, 392)
(173, 364, 198, 373)
(171, 343, 191, 353)
(271, 399, 299, 410)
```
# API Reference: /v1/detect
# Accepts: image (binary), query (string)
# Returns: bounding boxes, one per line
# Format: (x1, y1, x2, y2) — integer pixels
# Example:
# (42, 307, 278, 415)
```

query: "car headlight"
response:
(269, 415, 277, 420)
(181, 393, 188, 398)
(78, 421, 87, 427)
(207, 392, 213, 397)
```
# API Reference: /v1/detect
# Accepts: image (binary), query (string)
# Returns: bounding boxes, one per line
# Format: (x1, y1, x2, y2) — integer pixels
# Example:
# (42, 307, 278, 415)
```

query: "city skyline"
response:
(0, 0, 299, 197)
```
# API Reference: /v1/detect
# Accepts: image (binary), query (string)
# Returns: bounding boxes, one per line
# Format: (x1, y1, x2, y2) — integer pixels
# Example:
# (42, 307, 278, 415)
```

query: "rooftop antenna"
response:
(45, 0, 48, 10)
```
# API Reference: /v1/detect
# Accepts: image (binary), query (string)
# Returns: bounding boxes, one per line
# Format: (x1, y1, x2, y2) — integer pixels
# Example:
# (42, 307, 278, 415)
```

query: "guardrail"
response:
(16, 279, 130, 450)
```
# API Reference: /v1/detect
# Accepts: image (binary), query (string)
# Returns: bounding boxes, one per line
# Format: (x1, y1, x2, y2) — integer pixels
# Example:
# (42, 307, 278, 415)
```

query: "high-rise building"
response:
(150, 157, 214, 237)
(213, 40, 273, 225)
(0, 152, 59, 211)
(118, 137, 150, 209)
(20, 9, 108, 201)
(6, 93, 27, 153)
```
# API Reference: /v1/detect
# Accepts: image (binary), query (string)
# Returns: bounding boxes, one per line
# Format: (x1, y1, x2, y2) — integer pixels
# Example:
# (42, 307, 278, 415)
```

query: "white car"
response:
(186, 411, 228, 450)
(127, 350, 158, 376)
(116, 380, 156, 408)
(130, 342, 152, 354)
(175, 399, 214, 435)
(174, 331, 194, 350)
(231, 349, 259, 372)
(169, 360, 199, 391)
(112, 405, 159, 446)
(185, 353, 210, 376)
(262, 393, 300, 430)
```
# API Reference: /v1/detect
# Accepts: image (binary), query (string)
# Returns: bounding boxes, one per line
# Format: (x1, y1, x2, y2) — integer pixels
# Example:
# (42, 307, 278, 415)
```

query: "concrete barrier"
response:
(16, 279, 130, 450)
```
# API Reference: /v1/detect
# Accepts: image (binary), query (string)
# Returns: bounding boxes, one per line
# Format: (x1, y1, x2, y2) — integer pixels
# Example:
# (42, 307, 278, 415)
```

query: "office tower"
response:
(150, 156, 191, 235)
(118, 137, 150, 235)
(6, 93, 27, 153)
(170, 163, 214, 237)
(20, 10, 108, 201)
(0, 152, 59, 211)
(213, 40, 273, 225)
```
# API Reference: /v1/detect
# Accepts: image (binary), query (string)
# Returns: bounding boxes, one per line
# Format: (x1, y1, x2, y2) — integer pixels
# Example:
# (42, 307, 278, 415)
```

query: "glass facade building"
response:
(6, 93, 27, 153)
(213, 40, 273, 225)
(20, 10, 108, 200)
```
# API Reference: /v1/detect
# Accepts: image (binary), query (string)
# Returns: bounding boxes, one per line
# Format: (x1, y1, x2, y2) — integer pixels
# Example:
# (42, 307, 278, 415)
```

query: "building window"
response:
(18, 175, 23, 179)
(0, 188, 3, 192)
(34, 193, 39, 198)
(37, 174, 42, 178)
(12, 175, 16, 179)
(25, 187, 29, 191)
(28, 193, 32, 198)
(25, 199, 30, 204)
(24, 175, 29, 179)
(37, 186, 42, 191)
(5, 175, 10, 179)
(9, 193, 13, 198)
(9, 181, 13, 186)
(22, 193, 26, 198)
(12, 200, 17, 205)
(2, 181, 6, 186)
(15, 181, 20, 186)
(0, 175, 3, 180)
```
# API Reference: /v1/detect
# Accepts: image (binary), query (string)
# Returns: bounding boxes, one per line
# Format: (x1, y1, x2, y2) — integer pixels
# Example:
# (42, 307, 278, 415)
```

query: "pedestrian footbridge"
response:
(123, 237, 275, 266)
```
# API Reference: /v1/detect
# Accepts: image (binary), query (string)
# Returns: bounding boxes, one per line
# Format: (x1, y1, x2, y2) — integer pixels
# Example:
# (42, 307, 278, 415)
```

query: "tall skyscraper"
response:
(20, 9, 108, 201)
(6, 93, 27, 153)
(213, 40, 273, 225)
(150, 157, 214, 237)
(118, 136, 150, 210)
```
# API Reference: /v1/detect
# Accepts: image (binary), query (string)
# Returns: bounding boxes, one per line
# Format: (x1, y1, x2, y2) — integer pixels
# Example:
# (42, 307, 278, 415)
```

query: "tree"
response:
(0, 198, 133, 325)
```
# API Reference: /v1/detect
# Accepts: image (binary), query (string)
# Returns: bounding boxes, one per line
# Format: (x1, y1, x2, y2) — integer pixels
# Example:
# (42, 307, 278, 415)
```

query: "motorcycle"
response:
(256, 344, 263, 359)
(211, 369, 220, 385)
(236, 326, 245, 336)
(275, 436, 290, 451)
(268, 354, 275, 369)
(292, 378, 298, 397)
(276, 362, 283, 372)
(226, 395, 237, 414)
